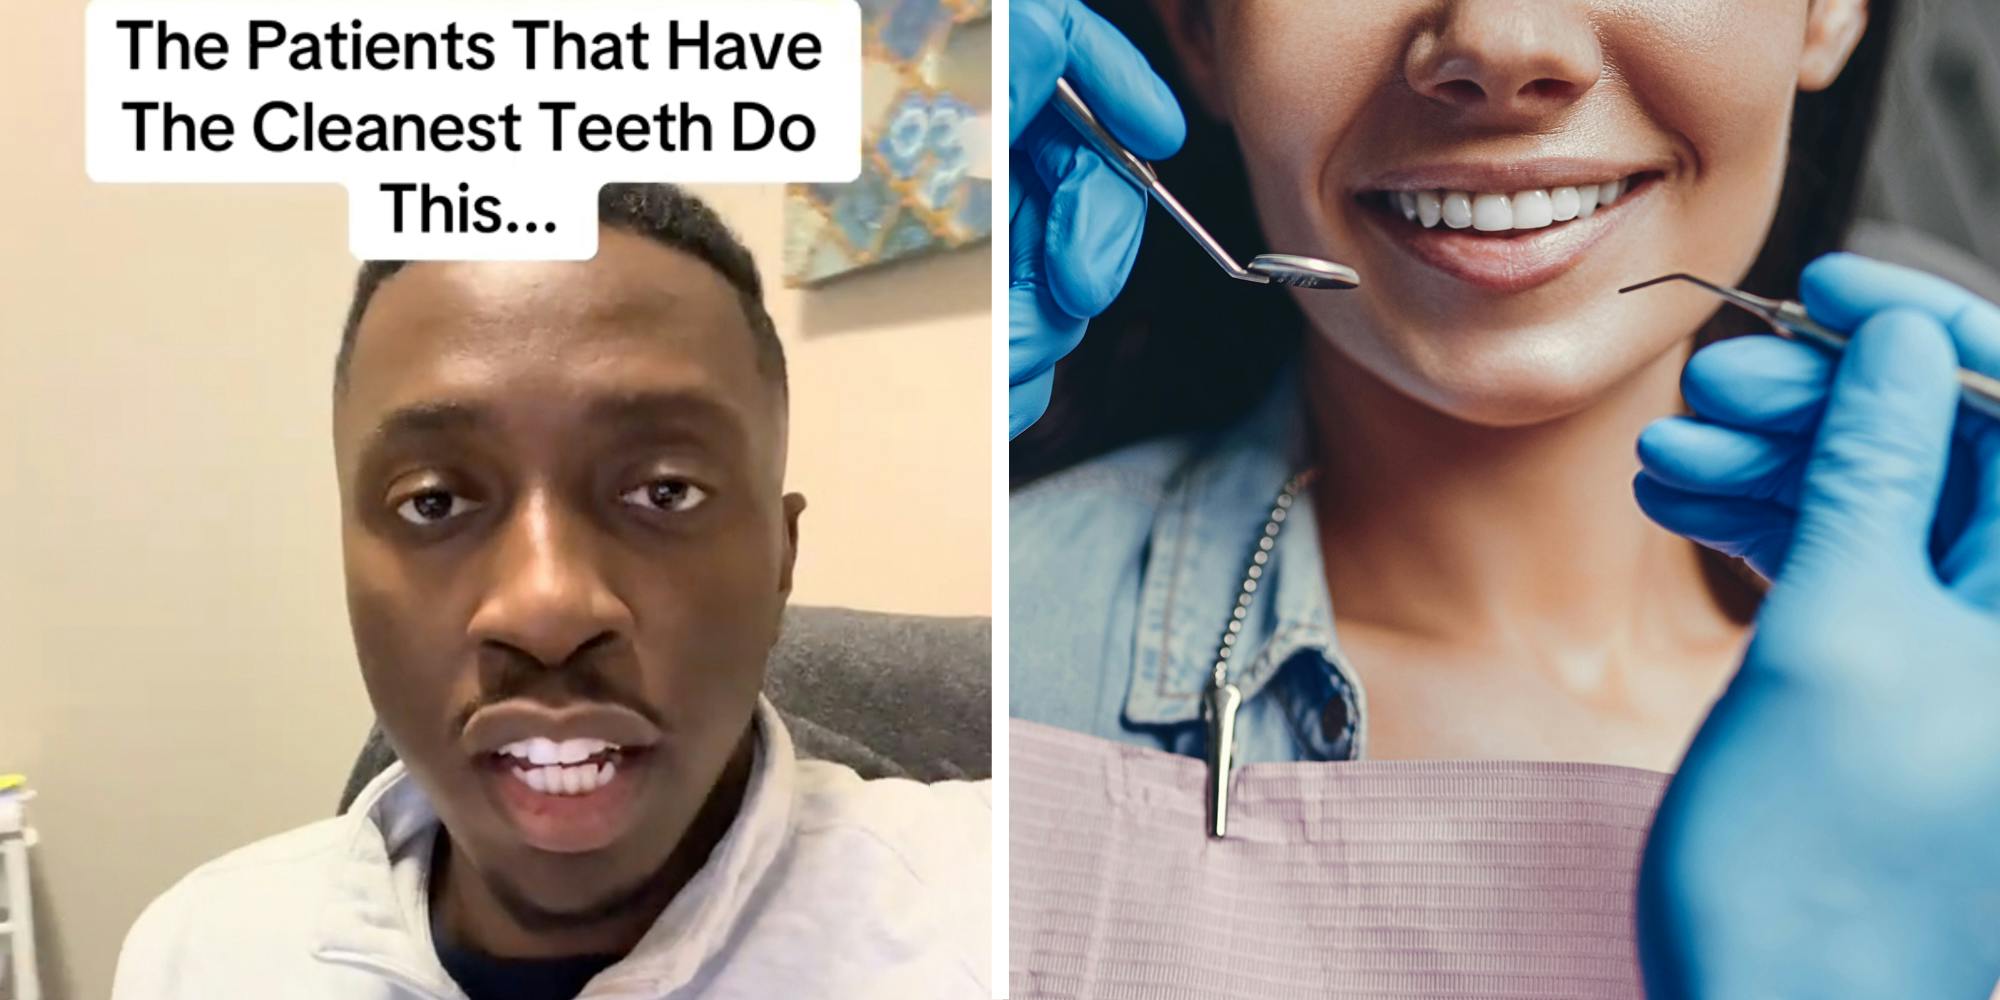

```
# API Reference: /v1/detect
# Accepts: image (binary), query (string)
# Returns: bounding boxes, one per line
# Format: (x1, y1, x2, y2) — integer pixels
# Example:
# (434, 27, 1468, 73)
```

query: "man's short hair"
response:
(335, 183, 786, 394)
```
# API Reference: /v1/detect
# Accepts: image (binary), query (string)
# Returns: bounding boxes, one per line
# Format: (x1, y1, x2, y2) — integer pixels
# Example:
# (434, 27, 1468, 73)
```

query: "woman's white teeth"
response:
(1512, 189, 1554, 229)
(1442, 191, 1473, 229)
(1550, 186, 1581, 221)
(1400, 178, 1628, 231)
(513, 760, 616, 796)
(1416, 191, 1442, 228)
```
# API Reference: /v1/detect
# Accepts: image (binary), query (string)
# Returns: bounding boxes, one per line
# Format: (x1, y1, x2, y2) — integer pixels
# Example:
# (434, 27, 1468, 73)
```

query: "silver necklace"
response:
(1203, 469, 1315, 838)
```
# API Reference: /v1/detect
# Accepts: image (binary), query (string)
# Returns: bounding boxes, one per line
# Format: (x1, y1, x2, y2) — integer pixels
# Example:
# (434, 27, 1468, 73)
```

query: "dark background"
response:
(1856, 0, 2000, 291)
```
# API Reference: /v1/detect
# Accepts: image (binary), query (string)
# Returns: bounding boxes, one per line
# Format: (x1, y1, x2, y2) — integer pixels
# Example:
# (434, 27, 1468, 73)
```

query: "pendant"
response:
(1203, 681, 1243, 838)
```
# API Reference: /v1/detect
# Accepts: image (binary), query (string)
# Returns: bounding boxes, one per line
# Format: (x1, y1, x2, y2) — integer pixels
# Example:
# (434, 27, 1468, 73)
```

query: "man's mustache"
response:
(451, 636, 664, 734)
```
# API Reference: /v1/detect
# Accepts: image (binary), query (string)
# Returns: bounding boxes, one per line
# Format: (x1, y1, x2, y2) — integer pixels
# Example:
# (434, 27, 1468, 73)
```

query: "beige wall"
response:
(694, 184, 992, 618)
(0, 5, 991, 996)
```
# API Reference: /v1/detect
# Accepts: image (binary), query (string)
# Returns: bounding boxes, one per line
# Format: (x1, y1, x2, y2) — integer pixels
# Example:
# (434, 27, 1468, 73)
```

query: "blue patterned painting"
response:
(784, 0, 991, 286)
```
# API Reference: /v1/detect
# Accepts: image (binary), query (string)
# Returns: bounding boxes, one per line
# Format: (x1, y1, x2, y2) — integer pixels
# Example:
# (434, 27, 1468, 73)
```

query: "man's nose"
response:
(466, 491, 630, 667)
(1407, 0, 1603, 125)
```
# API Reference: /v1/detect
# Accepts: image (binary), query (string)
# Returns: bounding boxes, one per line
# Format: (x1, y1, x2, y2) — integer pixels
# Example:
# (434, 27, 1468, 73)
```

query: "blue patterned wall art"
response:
(784, 0, 991, 287)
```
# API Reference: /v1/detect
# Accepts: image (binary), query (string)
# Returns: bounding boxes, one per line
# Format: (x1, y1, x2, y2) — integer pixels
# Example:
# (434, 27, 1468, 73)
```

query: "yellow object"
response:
(0, 774, 24, 792)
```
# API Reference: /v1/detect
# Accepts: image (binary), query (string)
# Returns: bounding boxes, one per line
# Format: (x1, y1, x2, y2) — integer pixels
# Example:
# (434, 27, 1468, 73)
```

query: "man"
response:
(111, 184, 991, 999)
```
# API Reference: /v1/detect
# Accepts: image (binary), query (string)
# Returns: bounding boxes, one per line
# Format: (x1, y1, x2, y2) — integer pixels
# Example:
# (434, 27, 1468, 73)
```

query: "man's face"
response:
(333, 226, 800, 922)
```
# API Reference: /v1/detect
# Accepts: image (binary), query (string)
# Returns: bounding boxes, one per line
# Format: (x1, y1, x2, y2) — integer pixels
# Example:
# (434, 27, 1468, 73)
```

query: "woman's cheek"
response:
(1215, 8, 1401, 256)
(1609, 1, 1804, 284)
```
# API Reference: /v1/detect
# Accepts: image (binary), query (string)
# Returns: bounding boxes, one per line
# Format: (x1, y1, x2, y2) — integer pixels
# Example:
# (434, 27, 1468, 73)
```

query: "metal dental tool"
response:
(1621, 273, 2000, 422)
(1051, 78, 1360, 291)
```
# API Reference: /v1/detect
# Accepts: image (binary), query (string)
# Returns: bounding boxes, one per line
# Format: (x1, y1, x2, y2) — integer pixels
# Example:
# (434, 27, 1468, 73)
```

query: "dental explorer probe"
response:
(1050, 78, 1361, 291)
(1621, 273, 2000, 423)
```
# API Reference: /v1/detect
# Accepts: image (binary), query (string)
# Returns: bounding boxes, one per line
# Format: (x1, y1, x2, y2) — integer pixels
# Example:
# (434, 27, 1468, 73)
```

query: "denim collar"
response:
(1122, 373, 1363, 750)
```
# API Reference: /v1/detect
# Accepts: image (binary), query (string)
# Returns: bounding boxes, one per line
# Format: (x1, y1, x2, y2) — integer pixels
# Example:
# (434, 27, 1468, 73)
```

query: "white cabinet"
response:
(0, 784, 39, 1000)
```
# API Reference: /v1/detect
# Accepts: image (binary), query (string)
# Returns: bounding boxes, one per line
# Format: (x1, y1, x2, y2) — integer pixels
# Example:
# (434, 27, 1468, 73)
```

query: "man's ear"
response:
(1799, 0, 1868, 92)
(1147, 0, 1227, 120)
(777, 492, 806, 598)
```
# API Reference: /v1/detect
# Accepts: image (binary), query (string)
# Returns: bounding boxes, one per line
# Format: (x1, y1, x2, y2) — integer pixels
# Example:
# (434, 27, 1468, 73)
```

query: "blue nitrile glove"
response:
(1633, 253, 2000, 998)
(1009, 0, 1184, 439)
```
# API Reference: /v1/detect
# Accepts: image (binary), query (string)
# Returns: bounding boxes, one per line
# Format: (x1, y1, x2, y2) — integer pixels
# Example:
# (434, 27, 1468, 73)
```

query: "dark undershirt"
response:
(429, 904, 621, 1000)
(427, 835, 621, 1000)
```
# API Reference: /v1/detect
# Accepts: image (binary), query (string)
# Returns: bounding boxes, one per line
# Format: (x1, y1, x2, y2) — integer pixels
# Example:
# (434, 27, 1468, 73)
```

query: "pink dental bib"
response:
(1011, 718, 1668, 999)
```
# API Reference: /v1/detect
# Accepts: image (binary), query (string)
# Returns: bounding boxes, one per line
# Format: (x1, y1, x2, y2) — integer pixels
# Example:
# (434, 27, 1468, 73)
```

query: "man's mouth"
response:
(475, 739, 655, 854)
(1354, 170, 1664, 293)
(460, 700, 665, 854)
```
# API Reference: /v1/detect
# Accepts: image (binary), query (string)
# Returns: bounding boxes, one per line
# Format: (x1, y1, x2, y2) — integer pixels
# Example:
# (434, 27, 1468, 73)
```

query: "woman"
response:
(1007, 1, 2000, 996)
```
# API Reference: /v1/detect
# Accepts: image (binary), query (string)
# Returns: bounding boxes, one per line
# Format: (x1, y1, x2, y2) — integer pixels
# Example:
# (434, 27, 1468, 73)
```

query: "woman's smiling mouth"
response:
(1352, 162, 1670, 294)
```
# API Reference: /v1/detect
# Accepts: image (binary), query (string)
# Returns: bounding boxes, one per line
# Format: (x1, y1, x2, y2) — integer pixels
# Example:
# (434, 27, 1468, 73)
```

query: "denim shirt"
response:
(1011, 375, 1368, 765)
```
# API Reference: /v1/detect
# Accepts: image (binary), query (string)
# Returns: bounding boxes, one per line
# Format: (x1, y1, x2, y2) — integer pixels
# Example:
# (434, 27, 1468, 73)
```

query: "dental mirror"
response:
(1051, 79, 1361, 292)
(1247, 254, 1362, 289)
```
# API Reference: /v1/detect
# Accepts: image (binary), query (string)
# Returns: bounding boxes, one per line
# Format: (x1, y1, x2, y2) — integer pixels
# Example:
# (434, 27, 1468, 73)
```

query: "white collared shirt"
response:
(111, 698, 991, 999)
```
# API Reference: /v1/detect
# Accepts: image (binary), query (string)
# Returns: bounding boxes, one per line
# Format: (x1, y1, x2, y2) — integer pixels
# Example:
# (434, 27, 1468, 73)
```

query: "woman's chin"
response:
(1308, 294, 1700, 431)
(1371, 344, 1677, 430)
(1404, 384, 1604, 428)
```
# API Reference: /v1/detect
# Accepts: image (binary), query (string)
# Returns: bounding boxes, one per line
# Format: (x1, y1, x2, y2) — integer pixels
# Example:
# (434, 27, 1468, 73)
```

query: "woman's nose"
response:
(1407, 0, 1603, 123)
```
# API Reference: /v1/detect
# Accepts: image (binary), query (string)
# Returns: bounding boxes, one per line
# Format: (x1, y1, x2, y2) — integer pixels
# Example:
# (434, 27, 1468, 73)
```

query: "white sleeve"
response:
(109, 883, 193, 1000)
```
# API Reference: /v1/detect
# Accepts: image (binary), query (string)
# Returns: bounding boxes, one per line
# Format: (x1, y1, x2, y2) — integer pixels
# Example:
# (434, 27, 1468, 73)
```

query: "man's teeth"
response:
(512, 760, 617, 796)
(495, 737, 620, 766)
(493, 737, 624, 794)
(1395, 179, 1627, 231)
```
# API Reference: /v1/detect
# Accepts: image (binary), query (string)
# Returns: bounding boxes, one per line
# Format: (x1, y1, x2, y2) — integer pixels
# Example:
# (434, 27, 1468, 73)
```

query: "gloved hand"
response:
(1632, 253, 2000, 998)
(1009, 0, 1184, 438)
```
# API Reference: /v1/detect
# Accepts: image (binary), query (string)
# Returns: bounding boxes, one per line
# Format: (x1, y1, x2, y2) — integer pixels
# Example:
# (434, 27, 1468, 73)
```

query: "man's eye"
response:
(395, 489, 482, 525)
(619, 478, 709, 513)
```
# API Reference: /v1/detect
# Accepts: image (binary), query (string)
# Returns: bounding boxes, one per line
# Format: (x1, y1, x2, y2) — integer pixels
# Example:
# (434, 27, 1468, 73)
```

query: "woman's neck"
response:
(1303, 338, 1741, 683)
